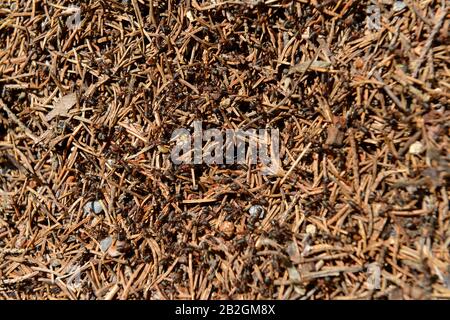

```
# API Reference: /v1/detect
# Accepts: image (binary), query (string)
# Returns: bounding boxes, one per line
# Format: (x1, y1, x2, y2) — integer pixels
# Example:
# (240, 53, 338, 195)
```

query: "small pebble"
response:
(409, 141, 425, 155)
(287, 266, 301, 283)
(393, 1, 407, 12)
(186, 10, 194, 22)
(50, 259, 61, 268)
(249, 205, 265, 219)
(306, 224, 317, 236)
(83, 200, 103, 214)
(100, 237, 113, 252)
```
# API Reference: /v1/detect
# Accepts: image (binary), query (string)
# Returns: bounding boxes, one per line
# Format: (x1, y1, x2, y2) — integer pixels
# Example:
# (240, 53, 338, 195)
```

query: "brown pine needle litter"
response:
(0, 0, 449, 300)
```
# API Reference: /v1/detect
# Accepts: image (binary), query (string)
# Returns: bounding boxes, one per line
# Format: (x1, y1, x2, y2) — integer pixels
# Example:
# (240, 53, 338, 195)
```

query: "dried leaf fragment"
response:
(286, 241, 301, 263)
(289, 60, 331, 75)
(46, 93, 77, 121)
(219, 221, 235, 238)
(325, 126, 344, 146)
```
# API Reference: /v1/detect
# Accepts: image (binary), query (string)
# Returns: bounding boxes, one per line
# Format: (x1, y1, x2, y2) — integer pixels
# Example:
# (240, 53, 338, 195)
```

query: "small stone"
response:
(393, 1, 407, 12)
(249, 205, 265, 219)
(186, 10, 194, 22)
(306, 224, 317, 236)
(220, 98, 231, 108)
(408, 141, 425, 155)
(287, 266, 301, 284)
(50, 259, 61, 268)
(84, 200, 103, 215)
(100, 237, 113, 252)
